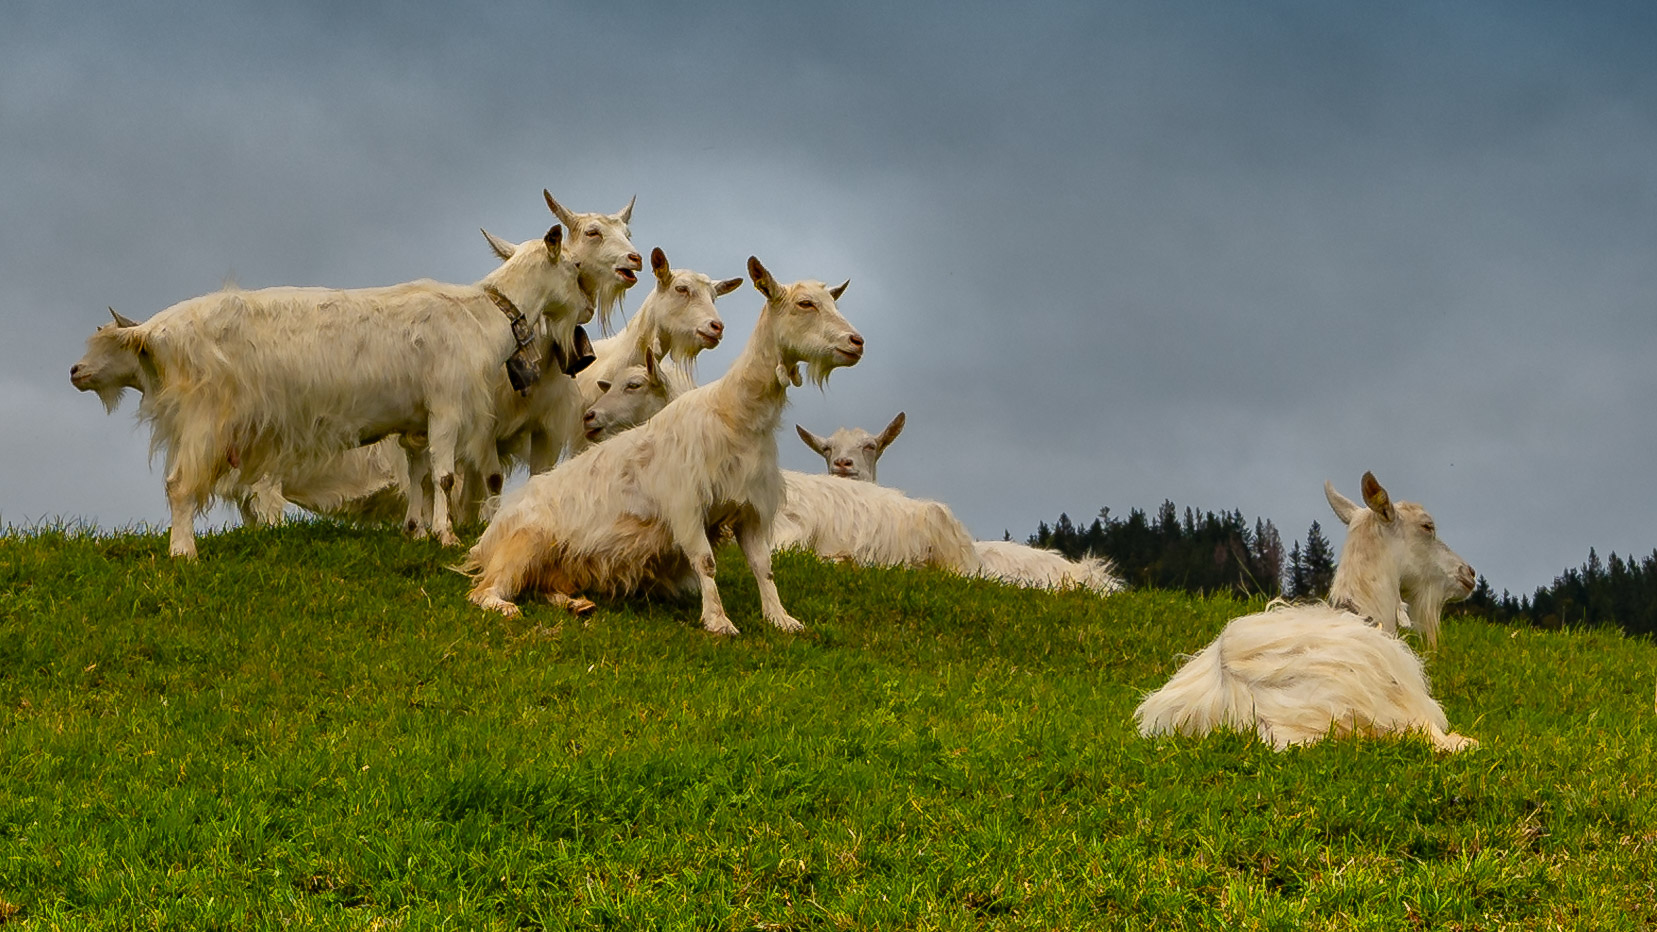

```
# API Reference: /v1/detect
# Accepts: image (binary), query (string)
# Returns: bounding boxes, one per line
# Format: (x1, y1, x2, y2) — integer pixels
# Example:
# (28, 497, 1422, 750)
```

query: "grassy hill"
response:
(1, 522, 1654, 930)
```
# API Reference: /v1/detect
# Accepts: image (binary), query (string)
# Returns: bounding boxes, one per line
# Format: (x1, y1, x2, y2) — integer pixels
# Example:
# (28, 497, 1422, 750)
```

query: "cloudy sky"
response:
(5, 1, 1654, 596)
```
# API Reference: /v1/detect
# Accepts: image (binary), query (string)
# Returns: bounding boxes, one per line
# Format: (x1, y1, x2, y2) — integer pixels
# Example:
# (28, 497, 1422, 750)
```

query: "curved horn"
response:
(109, 307, 139, 328)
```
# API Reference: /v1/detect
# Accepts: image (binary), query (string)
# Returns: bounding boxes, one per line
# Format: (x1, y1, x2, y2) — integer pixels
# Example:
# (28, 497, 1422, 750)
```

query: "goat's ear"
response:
(1325, 480, 1359, 526)
(797, 424, 831, 457)
(109, 307, 139, 328)
(749, 257, 781, 300)
(543, 225, 563, 261)
(829, 279, 849, 300)
(644, 348, 658, 381)
(481, 229, 516, 262)
(714, 277, 743, 297)
(651, 247, 673, 289)
(616, 195, 636, 225)
(877, 411, 906, 450)
(543, 190, 579, 230)
(595, 379, 612, 393)
(1361, 471, 1396, 522)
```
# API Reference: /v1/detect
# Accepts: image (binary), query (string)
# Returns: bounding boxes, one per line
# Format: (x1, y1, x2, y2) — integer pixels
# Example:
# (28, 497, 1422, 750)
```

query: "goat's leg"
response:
(164, 465, 198, 560)
(401, 444, 431, 539)
(425, 412, 463, 547)
(735, 518, 803, 632)
(675, 527, 737, 635)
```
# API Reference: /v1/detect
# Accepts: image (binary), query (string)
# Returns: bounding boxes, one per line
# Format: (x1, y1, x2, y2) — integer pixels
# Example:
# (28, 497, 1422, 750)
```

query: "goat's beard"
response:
(592, 281, 629, 336)
(95, 385, 129, 413)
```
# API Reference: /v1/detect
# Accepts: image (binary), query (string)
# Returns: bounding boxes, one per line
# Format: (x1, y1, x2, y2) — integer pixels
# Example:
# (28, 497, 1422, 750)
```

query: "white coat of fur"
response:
(464, 257, 864, 634)
(97, 218, 588, 558)
(770, 470, 982, 572)
(1134, 472, 1478, 752)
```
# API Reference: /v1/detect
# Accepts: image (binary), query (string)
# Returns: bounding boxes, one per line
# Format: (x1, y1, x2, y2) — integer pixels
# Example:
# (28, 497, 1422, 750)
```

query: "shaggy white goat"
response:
(792, 413, 1122, 593)
(796, 412, 905, 482)
(1134, 472, 1478, 752)
(464, 257, 864, 634)
(89, 215, 589, 558)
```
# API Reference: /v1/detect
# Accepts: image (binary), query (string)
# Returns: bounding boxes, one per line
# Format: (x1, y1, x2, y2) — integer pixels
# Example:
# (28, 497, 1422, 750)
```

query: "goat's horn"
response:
(109, 307, 138, 328)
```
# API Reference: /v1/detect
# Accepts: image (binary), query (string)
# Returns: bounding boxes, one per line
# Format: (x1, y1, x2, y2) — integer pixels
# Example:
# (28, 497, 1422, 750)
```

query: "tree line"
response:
(1027, 501, 1336, 600)
(1027, 503, 1657, 639)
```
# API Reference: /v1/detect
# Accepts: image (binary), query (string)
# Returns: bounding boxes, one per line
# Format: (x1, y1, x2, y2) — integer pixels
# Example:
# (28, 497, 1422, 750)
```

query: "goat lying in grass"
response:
(465, 257, 864, 634)
(1134, 472, 1478, 752)
(796, 412, 1121, 593)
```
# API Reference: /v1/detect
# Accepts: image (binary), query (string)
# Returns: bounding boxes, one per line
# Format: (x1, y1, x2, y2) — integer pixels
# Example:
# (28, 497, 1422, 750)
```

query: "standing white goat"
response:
(793, 413, 1121, 593)
(1134, 472, 1478, 752)
(92, 216, 588, 558)
(464, 257, 865, 634)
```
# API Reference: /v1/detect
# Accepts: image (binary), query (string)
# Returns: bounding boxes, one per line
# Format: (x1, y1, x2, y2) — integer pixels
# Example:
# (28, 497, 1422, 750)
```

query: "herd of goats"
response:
(70, 190, 1480, 753)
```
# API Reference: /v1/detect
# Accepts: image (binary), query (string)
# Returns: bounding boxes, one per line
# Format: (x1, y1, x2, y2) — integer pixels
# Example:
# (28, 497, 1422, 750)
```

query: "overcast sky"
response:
(5, 1, 1655, 597)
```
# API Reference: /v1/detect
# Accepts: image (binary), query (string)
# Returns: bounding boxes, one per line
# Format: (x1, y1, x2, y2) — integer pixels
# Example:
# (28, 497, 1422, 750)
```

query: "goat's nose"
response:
(848, 333, 864, 347)
(582, 410, 597, 425)
(708, 320, 723, 334)
(626, 252, 642, 267)
(69, 364, 80, 377)
(834, 458, 853, 469)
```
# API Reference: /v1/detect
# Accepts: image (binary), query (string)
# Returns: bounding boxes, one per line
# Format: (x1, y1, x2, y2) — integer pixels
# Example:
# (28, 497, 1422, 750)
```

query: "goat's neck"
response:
(1325, 531, 1403, 625)
(707, 312, 791, 440)
(615, 294, 662, 366)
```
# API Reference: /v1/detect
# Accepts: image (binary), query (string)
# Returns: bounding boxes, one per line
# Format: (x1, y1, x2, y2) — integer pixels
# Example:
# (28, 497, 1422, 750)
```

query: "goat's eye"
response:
(675, 284, 689, 295)
(586, 227, 601, 237)
(1422, 523, 1435, 535)
(797, 299, 816, 311)
(626, 379, 644, 391)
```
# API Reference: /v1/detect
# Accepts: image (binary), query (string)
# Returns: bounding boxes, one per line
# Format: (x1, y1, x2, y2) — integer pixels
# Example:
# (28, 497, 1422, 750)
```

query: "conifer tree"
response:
(1300, 520, 1337, 599)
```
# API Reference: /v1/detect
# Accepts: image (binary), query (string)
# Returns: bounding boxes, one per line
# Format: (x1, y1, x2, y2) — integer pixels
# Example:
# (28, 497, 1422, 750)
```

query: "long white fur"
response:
(95, 214, 588, 558)
(464, 257, 864, 635)
(1134, 472, 1479, 752)
(972, 539, 1123, 594)
(770, 471, 982, 572)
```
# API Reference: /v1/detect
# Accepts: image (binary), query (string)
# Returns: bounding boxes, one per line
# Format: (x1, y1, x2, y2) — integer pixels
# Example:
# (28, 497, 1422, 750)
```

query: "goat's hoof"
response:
(472, 594, 520, 617)
(703, 617, 740, 636)
(1438, 733, 1479, 753)
(404, 521, 428, 539)
(435, 529, 461, 547)
(769, 614, 805, 633)
(567, 598, 596, 616)
(169, 546, 198, 560)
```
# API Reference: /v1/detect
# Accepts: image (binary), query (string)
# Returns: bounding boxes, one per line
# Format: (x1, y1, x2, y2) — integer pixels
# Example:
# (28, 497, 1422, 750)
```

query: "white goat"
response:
(1134, 472, 1478, 753)
(794, 413, 1122, 593)
(575, 246, 739, 403)
(796, 412, 904, 481)
(542, 190, 643, 335)
(578, 349, 698, 446)
(93, 216, 589, 558)
(464, 257, 865, 634)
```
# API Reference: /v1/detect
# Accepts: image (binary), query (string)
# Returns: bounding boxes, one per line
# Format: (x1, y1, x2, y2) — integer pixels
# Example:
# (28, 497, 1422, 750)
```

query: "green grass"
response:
(1, 521, 1654, 930)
